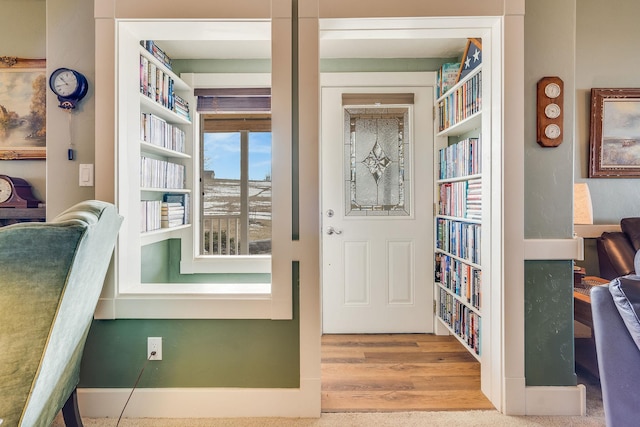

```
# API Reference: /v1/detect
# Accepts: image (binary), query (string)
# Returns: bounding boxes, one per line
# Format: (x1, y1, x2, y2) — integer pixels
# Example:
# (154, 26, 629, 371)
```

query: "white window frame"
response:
(183, 73, 273, 276)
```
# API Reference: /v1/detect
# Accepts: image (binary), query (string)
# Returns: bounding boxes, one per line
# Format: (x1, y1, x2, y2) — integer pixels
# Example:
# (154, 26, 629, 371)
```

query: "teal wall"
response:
(141, 240, 270, 283)
(80, 263, 300, 388)
(524, 261, 575, 386)
(523, 0, 577, 386)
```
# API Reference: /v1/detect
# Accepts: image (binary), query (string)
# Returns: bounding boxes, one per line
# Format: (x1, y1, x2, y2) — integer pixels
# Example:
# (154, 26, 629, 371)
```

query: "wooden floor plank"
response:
(363, 351, 477, 364)
(322, 362, 481, 377)
(321, 334, 493, 412)
(322, 390, 495, 412)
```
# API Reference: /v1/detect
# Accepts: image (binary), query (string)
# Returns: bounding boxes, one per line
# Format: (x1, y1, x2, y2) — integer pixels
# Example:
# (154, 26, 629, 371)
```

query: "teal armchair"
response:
(0, 201, 122, 427)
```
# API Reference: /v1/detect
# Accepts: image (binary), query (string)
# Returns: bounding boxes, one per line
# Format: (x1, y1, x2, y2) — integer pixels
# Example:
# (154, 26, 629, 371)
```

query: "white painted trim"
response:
(525, 385, 586, 416)
(501, 11, 525, 415)
(77, 379, 320, 418)
(523, 237, 583, 261)
(574, 224, 620, 238)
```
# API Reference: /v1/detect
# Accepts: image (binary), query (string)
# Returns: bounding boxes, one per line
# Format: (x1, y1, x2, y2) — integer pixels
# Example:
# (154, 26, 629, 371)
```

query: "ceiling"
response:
(160, 38, 465, 60)
(156, 20, 467, 60)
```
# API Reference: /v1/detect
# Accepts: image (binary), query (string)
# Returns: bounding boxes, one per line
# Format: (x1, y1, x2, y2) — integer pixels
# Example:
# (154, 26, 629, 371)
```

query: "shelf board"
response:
(140, 95, 191, 125)
(437, 173, 482, 184)
(437, 112, 481, 137)
(141, 187, 191, 193)
(141, 224, 191, 246)
(435, 249, 481, 269)
(436, 214, 482, 225)
(140, 141, 190, 159)
(437, 282, 481, 315)
(436, 316, 481, 362)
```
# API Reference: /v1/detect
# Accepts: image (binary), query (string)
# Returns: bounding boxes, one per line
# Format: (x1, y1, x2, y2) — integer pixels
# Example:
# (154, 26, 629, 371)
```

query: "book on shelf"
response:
(140, 112, 186, 153)
(435, 253, 481, 310)
(173, 94, 191, 120)
(438, 137, 481, 179)
(140, 40, 173, 70)
(140, 199, 189, 232)
(140, 200, 162, 232)
(438, 62, 461, 98)
(438, 287, 480, 355)
(161, 201, 185, 228)
(437, 71, 482, 132)
(140, 157, 185, 189)
(436, 218, 480, 264)
(140, 55, 149, 95)
(163, 193, 190, 225)
(140, 53, 190, 115)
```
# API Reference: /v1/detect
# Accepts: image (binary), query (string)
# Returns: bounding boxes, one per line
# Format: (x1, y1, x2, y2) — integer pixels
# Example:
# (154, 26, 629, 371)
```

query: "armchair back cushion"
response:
(0, 201, 122, 427)
(621, 217, 640, 252)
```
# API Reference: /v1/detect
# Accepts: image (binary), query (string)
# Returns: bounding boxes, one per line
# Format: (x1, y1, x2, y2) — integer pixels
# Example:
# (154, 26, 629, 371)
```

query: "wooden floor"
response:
(321, 334, 494, 412)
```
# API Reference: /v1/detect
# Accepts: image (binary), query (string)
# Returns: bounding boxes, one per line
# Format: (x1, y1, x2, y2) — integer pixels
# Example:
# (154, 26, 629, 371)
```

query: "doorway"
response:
(321, 80, 434, 333)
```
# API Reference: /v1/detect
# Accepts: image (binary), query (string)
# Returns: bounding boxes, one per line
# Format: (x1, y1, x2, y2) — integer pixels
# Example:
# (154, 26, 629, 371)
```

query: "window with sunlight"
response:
(200, 114, 272, 257)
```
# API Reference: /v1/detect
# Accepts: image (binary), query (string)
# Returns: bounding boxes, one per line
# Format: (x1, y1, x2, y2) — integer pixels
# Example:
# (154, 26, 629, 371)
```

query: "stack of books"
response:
(173, 94, 190, 121)
(161, 202, 185, 228)
(163, 193, 190, 225)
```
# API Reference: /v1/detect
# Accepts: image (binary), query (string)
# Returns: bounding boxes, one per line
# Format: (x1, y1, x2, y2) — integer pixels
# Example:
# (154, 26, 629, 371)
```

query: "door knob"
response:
(327, 226, 342, 235)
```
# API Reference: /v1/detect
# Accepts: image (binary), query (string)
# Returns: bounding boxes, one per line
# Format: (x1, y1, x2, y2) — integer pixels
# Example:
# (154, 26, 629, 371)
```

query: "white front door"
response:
(321, 83, 434, 333)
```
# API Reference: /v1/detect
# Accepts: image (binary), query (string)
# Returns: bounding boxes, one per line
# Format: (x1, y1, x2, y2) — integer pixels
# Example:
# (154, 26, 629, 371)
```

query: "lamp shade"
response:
(574, 182, 593, 225)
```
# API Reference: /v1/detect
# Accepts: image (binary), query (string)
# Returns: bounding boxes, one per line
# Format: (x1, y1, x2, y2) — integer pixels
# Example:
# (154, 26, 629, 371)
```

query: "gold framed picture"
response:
(0, 57, 46, 160)
(589, 88, 640, 178)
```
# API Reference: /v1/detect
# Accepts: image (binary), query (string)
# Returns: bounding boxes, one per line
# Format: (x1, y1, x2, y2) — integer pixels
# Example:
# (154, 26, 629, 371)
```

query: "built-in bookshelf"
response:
(434, 64, 483, 360)
(137, 42, 192, 239)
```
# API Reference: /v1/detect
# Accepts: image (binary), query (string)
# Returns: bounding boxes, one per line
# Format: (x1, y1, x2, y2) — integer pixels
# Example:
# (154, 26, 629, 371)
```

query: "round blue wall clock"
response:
(49, 67, 89, 109)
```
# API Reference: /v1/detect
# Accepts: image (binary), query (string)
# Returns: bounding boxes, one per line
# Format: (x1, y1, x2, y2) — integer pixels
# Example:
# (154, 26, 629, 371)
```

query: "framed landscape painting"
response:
(589, 88, 640, 177)
(0, 57, 46, 160)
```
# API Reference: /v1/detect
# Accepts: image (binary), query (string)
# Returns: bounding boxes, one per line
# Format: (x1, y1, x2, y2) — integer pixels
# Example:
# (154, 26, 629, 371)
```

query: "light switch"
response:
(79, 164, 94, 187)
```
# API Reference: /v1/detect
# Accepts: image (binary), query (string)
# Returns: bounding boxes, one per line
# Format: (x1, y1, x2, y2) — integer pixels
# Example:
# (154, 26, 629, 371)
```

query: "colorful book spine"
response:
(437, 70, 482, 132)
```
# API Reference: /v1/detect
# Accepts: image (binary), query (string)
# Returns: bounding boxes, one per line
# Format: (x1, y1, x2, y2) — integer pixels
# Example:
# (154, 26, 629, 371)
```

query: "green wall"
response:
(141, 240, 270, 284)
(524, 261, 575, 386)
(523, 0, 577, 387)
(80, 263, 300, 388)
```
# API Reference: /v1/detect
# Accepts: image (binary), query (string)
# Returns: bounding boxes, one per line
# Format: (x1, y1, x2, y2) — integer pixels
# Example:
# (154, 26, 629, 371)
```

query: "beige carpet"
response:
(53, 410, 605, 427)
(52, 373, 605, 427)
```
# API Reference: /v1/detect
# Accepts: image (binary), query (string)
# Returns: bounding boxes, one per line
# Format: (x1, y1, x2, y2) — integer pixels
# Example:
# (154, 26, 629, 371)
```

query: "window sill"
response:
(95, 282, 274, 319)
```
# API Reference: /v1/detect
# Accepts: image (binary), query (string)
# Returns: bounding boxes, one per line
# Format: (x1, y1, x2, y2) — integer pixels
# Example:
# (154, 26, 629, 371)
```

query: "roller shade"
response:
(342, 93, 414, 106)
(201, 113, 271, 132)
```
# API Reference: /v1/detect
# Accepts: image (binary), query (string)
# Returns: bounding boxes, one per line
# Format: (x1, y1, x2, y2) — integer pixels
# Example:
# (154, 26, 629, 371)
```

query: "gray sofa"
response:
(0, 201, 122, 427)
(591, 250, 640, 427)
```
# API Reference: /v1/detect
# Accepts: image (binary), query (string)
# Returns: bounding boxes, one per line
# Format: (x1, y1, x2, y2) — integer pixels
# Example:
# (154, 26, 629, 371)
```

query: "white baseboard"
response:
(78, 378, 321, 418)
(525, 385, 586, 416)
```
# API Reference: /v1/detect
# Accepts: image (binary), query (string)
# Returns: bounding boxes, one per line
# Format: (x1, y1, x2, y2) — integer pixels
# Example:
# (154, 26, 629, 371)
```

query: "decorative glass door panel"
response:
(344, 107, 410, 216)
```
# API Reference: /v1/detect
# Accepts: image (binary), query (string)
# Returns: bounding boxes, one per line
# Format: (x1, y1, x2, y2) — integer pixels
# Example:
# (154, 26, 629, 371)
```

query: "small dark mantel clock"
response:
(0, 175, 41, 208)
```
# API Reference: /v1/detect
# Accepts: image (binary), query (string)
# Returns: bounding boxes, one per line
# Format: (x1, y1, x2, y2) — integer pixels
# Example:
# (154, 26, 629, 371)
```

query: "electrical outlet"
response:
(147, 337, 162, 360)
